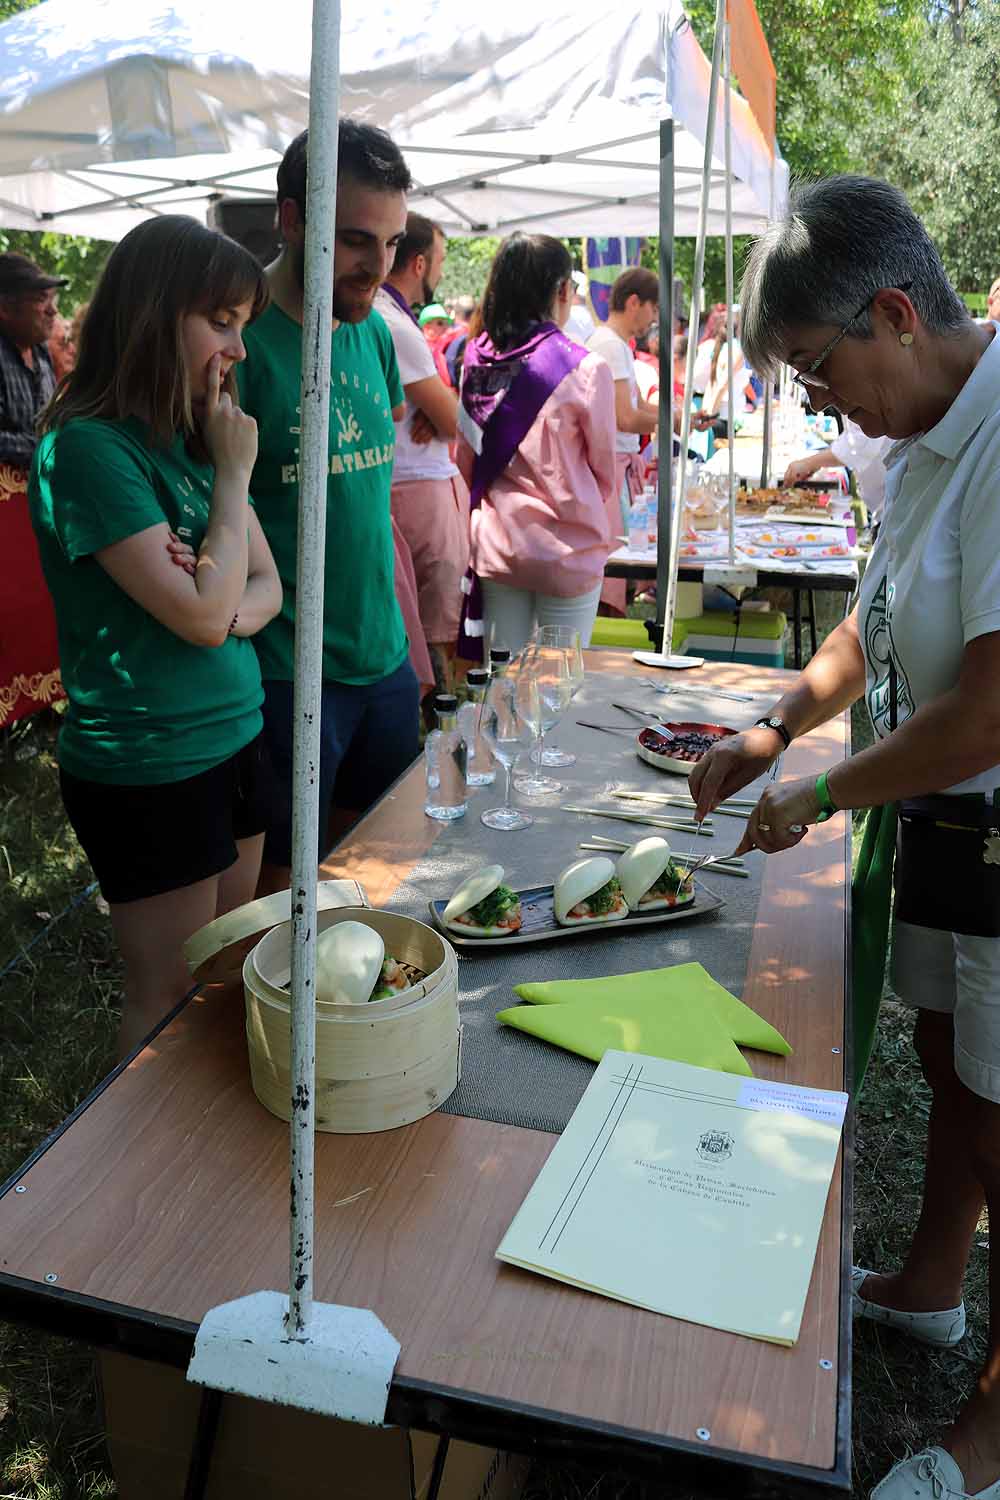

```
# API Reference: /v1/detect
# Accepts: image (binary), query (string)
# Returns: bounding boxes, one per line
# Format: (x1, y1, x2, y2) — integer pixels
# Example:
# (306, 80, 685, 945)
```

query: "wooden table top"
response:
(0, 653, 852, 1491)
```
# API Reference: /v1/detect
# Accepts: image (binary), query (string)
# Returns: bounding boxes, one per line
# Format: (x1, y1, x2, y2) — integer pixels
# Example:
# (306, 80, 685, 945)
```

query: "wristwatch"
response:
(753, 715, 791, 750)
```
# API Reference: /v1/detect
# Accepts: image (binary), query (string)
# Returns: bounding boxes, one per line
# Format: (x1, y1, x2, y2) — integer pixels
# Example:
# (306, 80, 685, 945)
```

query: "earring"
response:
(899, 332, 914, 346)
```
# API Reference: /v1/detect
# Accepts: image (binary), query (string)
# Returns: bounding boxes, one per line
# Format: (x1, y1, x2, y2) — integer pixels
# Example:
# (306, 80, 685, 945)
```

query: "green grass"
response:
(0, 598, 982, 1498)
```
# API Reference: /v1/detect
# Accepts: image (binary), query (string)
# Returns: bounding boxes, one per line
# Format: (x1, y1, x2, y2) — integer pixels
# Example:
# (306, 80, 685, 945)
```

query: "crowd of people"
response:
(0, 118, 676, 1059)
(6, 106, 1000, 1500)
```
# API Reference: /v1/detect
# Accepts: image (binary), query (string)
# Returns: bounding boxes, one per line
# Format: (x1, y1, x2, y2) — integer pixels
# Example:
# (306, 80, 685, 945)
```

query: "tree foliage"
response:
(686, 0, 926, 181)
(0, 230, 110, 314)
(860, 0, 1000, 290)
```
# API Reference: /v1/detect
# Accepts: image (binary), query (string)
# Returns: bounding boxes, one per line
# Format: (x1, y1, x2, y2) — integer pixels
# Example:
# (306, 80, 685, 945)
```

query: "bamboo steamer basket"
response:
(244, 907, 461, 1134)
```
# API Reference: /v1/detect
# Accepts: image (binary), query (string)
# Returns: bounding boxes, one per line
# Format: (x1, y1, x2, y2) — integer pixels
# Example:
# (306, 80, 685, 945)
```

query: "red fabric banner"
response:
(0, 463, 64, 727)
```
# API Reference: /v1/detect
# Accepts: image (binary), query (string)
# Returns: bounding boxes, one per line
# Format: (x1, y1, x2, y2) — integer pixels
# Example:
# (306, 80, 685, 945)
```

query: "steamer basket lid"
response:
(184, 879, 369, 985)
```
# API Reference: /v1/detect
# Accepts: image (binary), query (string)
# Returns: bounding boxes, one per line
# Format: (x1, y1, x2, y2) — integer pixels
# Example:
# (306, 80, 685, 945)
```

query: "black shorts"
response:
(59, 733, 273, 905)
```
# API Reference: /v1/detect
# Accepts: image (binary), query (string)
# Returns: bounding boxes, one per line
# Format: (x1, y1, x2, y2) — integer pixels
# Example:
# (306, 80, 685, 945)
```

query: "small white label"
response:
(737, 1078, 848, 1128)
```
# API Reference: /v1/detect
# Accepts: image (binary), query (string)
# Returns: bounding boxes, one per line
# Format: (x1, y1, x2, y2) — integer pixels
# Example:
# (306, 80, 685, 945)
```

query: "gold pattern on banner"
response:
(0, 669, 64, 726)
(0, 464, 29, 504)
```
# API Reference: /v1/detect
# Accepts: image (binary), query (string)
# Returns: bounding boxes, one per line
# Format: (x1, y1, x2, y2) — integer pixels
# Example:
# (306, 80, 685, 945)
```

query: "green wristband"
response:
(815, 771, 837, 823)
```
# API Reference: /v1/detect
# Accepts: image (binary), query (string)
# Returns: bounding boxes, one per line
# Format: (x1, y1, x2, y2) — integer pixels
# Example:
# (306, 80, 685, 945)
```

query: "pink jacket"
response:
(457, 351, 618, 598)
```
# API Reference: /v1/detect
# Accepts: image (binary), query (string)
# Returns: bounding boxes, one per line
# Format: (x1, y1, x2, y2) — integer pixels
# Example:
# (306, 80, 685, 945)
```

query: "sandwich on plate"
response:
(616, 836, 694, 913)
(553, 856, 629, 926)
(314, 919, 411, 1004)
(443, 864, 523, 937)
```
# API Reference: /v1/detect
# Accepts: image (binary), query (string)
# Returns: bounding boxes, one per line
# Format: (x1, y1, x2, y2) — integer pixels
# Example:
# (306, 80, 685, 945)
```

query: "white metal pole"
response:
(286, 0, 340, 1340)
(664, 0, 728, 657)
(655, 116, 676, 638)
(723, 20, 736, 566)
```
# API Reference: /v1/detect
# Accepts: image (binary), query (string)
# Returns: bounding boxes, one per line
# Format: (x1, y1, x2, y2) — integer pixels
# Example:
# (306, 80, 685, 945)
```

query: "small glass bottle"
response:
(424, 693, 468, 821)
(459, 668, 496, 787)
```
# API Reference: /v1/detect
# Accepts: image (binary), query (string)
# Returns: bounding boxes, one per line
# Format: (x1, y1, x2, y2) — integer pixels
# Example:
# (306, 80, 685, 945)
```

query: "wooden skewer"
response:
(582, 833, 746, 866)
(612, 791, 751, 821)
(563, 805, 714, 836)
(613, 790, 756, 810)
(576, 840, 749, 877)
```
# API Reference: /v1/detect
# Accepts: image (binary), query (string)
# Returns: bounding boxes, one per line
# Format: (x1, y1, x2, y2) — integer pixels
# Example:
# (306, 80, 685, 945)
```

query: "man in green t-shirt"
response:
(238, 120, 420, 892)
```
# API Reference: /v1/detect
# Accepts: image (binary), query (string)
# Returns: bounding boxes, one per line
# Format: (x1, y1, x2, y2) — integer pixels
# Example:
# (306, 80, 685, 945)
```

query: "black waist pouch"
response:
(895, 793, 1000, 937)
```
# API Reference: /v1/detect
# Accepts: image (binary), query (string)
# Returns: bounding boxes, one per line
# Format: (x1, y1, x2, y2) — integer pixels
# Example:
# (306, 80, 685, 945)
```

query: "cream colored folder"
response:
(496, 1051, 847, 1345)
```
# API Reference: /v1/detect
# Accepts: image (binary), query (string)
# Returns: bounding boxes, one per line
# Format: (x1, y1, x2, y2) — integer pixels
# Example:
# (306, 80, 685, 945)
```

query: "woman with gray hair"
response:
(691, 175, 1000, 1500)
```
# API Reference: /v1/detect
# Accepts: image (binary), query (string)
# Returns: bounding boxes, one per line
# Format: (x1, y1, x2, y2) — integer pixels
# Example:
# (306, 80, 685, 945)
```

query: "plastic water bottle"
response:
(424, 694, 468, 821)
(458, 668, 496, 787)
(628, 495, 647, 552)
(642, 484, 658, 547)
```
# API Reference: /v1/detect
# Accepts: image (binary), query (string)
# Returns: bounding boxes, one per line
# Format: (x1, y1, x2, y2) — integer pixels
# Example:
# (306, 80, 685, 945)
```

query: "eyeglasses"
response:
(790, 281, 913, 392)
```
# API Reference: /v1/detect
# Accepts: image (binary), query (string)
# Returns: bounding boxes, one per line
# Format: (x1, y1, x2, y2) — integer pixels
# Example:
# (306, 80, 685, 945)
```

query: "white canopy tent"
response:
(0, 0, 785, 241)
(1, 0, 788, 1399)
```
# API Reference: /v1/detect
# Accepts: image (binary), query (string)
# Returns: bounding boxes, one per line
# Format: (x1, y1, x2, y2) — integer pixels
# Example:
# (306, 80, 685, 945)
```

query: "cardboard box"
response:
(98, 1351, 529, 1500)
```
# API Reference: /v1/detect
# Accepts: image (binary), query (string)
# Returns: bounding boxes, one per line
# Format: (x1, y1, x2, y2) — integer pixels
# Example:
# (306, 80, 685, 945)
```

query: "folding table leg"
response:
(807, 587, 818, 659)
(792, 588, 803, 670)
(426, 1435, 451, 1500)
(183, 1388, 224, 1500)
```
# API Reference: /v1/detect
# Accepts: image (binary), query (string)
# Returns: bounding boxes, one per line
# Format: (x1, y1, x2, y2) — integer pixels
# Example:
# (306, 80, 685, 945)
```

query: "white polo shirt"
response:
(858, 323, 1000, 794)
(373, 287, 457, 484)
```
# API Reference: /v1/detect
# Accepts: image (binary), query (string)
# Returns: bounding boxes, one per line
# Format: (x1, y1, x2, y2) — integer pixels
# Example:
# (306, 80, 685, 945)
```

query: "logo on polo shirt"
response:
(865, 575, 914, 737)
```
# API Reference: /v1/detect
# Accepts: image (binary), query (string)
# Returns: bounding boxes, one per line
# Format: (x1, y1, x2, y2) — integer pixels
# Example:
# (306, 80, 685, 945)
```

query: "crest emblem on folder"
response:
(697, 1129, 735, 1164)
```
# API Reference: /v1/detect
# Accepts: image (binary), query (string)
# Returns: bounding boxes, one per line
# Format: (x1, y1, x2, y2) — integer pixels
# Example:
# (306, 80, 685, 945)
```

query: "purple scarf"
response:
(457, 321, 588, 659)
(380, 281, 420, 326)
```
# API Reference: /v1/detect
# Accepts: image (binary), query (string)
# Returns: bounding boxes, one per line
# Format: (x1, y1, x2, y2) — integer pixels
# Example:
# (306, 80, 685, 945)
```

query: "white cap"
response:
(572, 270, 588, 294)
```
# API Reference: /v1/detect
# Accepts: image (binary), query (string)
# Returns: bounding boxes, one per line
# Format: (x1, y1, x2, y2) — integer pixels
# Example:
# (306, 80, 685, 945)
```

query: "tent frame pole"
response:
(286, 0, 341, 1340)
(664, 0, 729, 658)
(655, 115, 675, 635)
(723, 19, 736, 566)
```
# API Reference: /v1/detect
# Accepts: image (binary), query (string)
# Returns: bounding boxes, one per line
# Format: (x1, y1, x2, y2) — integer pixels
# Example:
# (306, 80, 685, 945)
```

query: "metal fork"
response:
(641, 677, 761, 704)
(610, 702, 677, 737)
(680, 844, 751, 882)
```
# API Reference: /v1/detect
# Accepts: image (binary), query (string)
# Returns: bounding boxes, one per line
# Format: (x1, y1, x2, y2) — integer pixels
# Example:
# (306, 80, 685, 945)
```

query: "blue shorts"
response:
(260, 660, 420, 865)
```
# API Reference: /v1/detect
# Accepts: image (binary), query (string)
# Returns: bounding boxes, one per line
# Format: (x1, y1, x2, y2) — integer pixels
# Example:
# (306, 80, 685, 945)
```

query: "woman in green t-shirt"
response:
(29, 215, 283, 1059)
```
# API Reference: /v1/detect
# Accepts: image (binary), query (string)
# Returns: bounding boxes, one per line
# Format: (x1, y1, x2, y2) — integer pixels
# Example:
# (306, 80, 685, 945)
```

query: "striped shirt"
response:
(0, 331, 55, 468)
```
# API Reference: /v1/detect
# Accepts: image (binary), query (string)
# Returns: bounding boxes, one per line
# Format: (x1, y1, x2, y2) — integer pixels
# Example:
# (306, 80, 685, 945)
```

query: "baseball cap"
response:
(0, 253, 69, 296)
(418, 302, 453, 327)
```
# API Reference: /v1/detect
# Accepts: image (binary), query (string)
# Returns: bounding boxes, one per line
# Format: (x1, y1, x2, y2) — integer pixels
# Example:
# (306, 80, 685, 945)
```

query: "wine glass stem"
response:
(535, 730, 545, 765)
(503, 762, 514, 811)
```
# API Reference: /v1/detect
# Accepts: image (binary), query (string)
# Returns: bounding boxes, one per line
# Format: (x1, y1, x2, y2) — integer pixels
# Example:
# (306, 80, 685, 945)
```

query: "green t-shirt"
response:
(29, 416, 263, 785)
(237, 302, 408, 685)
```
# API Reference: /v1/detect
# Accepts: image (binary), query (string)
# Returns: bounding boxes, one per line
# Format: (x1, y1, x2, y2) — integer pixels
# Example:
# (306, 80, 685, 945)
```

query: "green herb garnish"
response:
(649, 862, 688, 897)
(587, 876, 623, 915)
(466, 884, 520, 927)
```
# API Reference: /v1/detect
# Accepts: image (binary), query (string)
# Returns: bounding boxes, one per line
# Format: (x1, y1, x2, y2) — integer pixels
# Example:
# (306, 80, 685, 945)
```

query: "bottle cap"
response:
(489, 648, 511, 664)
(434, 693, 459, 713)
(466, 668, 489, 686)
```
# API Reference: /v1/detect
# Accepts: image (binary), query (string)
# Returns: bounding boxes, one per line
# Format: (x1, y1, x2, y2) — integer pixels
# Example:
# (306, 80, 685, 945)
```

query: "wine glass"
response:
(479, 666, 539, 831)
(514, 644, 572, 797)
(530, 626, 584, 767)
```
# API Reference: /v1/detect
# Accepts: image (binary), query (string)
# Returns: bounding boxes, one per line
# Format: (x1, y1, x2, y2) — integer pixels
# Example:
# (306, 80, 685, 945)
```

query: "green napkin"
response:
(497, 985, 753, 1076)
(512, 962, 791, 1056)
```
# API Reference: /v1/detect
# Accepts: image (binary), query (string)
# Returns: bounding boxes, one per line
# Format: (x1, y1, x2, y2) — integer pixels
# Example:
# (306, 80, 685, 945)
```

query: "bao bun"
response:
(314, 919, 385, 1005)
(442, 864, 520, 937)
(553, 856, 628, 926)
(616, 836, 692, 911)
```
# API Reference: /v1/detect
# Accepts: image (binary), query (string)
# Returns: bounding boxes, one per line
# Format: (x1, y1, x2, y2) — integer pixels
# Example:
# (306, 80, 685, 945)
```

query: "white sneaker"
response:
(872, 1447, 1000, 1500)
(852, 1267, 966, 1347)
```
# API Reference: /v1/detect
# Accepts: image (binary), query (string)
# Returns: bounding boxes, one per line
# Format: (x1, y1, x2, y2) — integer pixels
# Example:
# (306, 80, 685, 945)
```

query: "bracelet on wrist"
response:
(227, 612, 239, 636)
(753, 715, 791, 750)
(814, 770, 838, 823)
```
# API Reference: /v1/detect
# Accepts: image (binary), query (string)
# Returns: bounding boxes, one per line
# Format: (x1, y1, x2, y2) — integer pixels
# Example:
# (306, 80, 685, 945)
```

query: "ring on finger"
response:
(758, 823, 771, 832)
